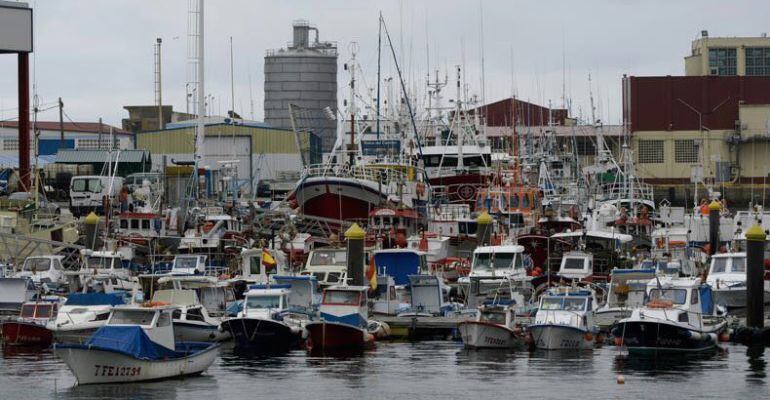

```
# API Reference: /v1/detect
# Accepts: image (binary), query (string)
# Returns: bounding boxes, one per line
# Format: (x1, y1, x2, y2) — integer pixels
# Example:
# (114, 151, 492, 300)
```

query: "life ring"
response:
(647, 299, 673, 309)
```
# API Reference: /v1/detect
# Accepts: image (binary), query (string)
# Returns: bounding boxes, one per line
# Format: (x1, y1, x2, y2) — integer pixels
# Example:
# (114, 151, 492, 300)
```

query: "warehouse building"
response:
(624, 33, 770, 206)
(136, 117, 320, 195)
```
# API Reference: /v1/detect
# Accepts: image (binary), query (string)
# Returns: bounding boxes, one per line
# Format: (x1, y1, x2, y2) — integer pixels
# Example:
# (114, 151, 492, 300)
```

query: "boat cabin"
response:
(558, 251, 594, 280)
(369, 275, 401, 315)
(0, 278, 39, 315)
(156, 276, 235, 317)
(319, 286, 369, 329)
(117, 212, 167, 238)
(476, 302, 516, 329)
(300, 248, 348, 289)
(14, 255, 66, 286)
(273, 275, 321, 314)
(81, 248, 133, 275)
(535, 287, 596, 330)
(106, 306, 176, 351)
(642, 277, 715, 322)
(368, 208, 420, 248)
(170, 254, 227, 276)
(401, 274, 451, 316)
(468, 245, 526, 280)
(19, 300, 59, 321)
(373, 249, 429, 286)
(706, 252, 747, 289)
(241, 284, 291, 319)
(604, 268, 656, 309)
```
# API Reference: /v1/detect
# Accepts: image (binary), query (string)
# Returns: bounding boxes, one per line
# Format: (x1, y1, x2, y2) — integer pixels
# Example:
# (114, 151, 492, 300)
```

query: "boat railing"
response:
(302, 163, 412, 186)
(597, 182, 655, 205)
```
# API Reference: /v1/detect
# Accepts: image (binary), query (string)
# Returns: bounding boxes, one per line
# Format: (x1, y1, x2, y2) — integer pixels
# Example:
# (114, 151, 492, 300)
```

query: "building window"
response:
(708, 48, 737, 76)
(746, 47, 770, 76)
(674, 139, 699, 163)
(3, 139, 18, 151)
(638, 140, 665, 164)
(76, 138, 118, 150)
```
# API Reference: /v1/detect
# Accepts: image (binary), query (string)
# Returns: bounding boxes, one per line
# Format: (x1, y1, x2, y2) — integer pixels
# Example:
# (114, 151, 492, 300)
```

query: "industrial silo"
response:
(264, 20, 337, 154)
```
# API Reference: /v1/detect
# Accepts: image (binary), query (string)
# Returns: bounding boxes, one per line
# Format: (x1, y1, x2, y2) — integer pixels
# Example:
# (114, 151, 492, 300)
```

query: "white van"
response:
(69, 175, 124, 217)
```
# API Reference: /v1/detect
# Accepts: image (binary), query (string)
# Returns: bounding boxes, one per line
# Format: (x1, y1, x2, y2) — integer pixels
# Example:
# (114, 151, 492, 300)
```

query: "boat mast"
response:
(348, 44, 357, 166)
(194, 0, 205, 199)
(376, 13, 382, 141)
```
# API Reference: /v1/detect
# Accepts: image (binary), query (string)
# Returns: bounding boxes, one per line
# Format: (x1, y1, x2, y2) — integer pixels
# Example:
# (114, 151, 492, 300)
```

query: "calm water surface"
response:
(1, 342, 767, 400)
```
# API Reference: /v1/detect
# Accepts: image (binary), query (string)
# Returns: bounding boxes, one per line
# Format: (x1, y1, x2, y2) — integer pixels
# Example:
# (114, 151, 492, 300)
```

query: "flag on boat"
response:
(367, 255, 377, 290)
(262, 249, 277, 268)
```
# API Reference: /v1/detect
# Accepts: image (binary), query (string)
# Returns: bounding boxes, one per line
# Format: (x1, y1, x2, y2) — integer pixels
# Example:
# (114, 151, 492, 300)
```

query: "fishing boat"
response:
(11, 255, 68, 293)
(611, 276, 727, 353)
(706, 252, 770, 309)
(55, 304, 219, 384)
(219, 284, 306, 352)
(594, 268, 656, 330)
(48, 292, 127, 344)
(459, 244, 530, 309)
(299, 248, 348, 289)
(458, 301, 523, 349)
(528, 286, 599, 350)
(305, 286, 374, 351)
(2, 298, 62, 346)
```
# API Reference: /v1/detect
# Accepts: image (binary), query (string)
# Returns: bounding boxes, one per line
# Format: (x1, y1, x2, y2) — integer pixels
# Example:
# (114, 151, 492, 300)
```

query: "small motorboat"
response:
(594, 268, 656, 330)
(706, 252, 770, 309)
(55, 304, 219, 385)
(528, 286, 599, 350)
(48, 292, 127, 344)
(219, 284, 304, 352)
(458, 301, 523, 349)
(2, 298, 62, 346)
(305, 286, 375, 351)
(611, 276, 728, 353)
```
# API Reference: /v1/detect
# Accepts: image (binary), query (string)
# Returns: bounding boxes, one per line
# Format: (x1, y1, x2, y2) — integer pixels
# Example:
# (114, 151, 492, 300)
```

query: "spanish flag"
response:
(366, 255, 378, 290)
(262, 249, 277, 268)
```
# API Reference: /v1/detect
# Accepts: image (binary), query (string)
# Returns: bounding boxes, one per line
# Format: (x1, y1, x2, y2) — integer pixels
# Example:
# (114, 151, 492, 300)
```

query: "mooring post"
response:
(476, 211, 492, 247)
(745, 224, 765, 329)
(345, 223, 366, 286)
(84, 212, 100, 250)
(708, 200, 721, 256)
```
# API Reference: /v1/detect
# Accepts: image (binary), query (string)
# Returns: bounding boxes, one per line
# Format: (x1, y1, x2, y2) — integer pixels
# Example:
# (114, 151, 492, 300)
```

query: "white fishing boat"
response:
(458, 301, 523, 349)
(299, 248, 348, 289)
(48, 292, 127, 344)
(219, 284, 305, 352)
(11, 255, 68, 292)
(305, 286, 375, 351)
(594, 268, 656, 330)
(55, 304, 219, 385)
(611, 276, 727, 353)
(706, 252, 770, 309)
(529, 286, 599, 350)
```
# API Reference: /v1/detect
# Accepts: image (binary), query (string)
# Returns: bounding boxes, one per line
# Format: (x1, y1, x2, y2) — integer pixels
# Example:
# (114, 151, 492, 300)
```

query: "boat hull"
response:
(174, 321, 230, 343)
(611, 320, 722, 353)
(528, 324, 594, 350)
(595, 308, 632, 331)
(305, 321, 373, 351)
(52, 326, 101, 345)
(220, 318, 301, 352)
(458, 321, 521, 349)
(293, 178, 388, 221)
(55, 344, 219, 385)
(2, 321, 53, 346)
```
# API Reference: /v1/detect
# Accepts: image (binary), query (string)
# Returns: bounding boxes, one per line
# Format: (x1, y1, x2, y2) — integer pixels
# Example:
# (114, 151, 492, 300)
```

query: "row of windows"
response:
(2, 139, 119, 151)
(746, 47, 770, 76)
(709, 48, 737, 76)
(638, 139, 700, 164)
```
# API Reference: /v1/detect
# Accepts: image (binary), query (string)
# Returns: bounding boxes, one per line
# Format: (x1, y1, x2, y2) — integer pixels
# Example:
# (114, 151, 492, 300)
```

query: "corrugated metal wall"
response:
(136, 125, 306, 155)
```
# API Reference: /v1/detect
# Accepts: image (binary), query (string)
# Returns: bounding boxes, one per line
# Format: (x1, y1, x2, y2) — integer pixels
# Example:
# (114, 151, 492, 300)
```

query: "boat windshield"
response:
(109, 310, 156, 326)
(562, 258, 586, 270)
(21, 304, 54, 318)
(711, 258, 728, 274)
(731, 258, 746, 273)
(480, 311, 506, 324)
(246, 295, 282, 310)
(310, 250, 347, 267)
(174, 256, 201, 270)
(540, 297, 586, 311)
(86, 257, 117, 270)
(473, 252, 521, 273)
(22, 258, 52, 272)
(648, 288, 687, 305)
(323, 290, 361, 306)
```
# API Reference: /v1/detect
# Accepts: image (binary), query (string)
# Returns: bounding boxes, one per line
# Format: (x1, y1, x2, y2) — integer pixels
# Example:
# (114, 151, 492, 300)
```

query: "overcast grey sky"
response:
(0, 0, 768, 128)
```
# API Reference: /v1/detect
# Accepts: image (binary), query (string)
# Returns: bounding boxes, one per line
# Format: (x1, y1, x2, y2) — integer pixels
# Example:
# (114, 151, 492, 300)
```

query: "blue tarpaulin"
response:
(700, 285, 714, 315)
(85, 326, 177, 360)
(374, 251, 421, 286)
(65, 293, 126, 306)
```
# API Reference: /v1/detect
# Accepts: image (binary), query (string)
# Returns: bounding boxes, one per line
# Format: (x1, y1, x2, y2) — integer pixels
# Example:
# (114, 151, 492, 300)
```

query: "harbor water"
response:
(2, 341, 766, 400)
